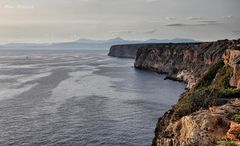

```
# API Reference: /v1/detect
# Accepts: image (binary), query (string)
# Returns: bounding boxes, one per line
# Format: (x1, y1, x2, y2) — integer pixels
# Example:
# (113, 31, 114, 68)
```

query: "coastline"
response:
(108, 39, 240, 146)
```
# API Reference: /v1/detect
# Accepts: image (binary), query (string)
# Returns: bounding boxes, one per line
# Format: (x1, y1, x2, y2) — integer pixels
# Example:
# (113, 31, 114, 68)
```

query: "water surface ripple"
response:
(0, 50, 185, 146)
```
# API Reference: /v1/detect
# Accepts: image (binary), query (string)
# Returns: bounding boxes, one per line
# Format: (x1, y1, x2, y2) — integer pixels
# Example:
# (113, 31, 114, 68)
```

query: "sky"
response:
(0, 0, 240, 43)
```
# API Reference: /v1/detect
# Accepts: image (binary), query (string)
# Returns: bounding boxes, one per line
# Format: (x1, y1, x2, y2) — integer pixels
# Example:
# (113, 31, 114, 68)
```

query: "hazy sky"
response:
(0, 0, 240, 43)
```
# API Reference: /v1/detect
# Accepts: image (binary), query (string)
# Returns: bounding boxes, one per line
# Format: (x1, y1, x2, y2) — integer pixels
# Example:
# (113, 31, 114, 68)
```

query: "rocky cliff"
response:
(132, 39, 240, 146)
(108, 43, 193, 58)
(108, 39, 240, 145)
(134, 40, 240, 89)
(153, 88, 240, 146)
(156, 99, 240, 146)
(108, 44, 142, 58)
(223, 49, 240, 89)
(109, 40, 239, 88)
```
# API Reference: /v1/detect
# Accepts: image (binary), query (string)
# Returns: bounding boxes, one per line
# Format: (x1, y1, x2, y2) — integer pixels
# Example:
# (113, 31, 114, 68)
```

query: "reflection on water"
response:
(0, 50, 185, 146)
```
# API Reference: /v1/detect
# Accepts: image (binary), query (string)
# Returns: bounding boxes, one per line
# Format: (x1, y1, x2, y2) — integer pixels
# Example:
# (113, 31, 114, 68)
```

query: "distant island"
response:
(0, 37, 196, 50)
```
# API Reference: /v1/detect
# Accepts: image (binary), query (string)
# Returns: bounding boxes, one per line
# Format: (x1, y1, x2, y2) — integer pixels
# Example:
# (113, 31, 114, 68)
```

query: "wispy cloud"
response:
(166, 23, 185, 27)
(166, 20, 220, 27)
(187, 17, 203, 20)
(165, 17, 177, 20)
(145, 0, 158, 3)
(145, 29, 158, 34)
(110, 29, 158, 35)
(3, 4, 35, 9)
(200, 20, 218, 24)
(222, 15, 233, 19)
(110, 30, 135, 35)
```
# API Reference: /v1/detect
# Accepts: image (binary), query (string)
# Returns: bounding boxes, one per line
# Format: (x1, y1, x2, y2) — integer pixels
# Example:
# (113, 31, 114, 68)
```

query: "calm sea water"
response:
(0, 50, 185, 146)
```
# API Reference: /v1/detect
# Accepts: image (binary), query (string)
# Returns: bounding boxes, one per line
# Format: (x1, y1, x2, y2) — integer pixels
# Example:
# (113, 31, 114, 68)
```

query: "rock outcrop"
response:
(156, 99, 240, 146)
(223, 49, 240, 89)
(108, 43, 198, 59)
(134, 40, 240, 89)
(108, 44, 142, 58)
(132, 39, 240, 146)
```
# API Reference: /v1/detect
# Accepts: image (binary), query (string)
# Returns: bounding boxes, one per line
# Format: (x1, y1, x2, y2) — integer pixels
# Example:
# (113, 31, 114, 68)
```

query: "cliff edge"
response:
(108, 44, 141, 58)
(108, 39, 240, 145)
(133, 39, 240, 146)
(134, 40, 239, 89)
(108, 43, 198, 59)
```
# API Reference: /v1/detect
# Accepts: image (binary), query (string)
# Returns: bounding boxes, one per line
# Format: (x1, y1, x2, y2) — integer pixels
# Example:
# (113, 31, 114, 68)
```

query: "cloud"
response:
(3, 4, 35, 9)
(187, 17, 203, 20)
(199, 20, 218, 24)
(110, 30, 135, 35)
(3, 5, 15, 9)
(145, 29, 158, 34)
(222, 15, 233, 19)
(145, 0, 158, 3)
(166, 20, 220, 27)
(165, 17, 177, 20)
(110, 29, 157, 35)
(166, 23, 185, 27)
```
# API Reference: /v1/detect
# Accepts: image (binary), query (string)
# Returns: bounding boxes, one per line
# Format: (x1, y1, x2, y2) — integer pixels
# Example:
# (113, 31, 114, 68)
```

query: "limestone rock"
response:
(155, 100, 240, 146)
(134, 40, 236, 89)
(223, 49, 240, 89)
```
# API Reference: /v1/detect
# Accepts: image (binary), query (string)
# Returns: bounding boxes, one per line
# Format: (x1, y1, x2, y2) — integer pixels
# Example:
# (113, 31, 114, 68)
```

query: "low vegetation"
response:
(232, 114, 240, 123)
(218, 139, 237, 146)
(172, 60, 240, 120)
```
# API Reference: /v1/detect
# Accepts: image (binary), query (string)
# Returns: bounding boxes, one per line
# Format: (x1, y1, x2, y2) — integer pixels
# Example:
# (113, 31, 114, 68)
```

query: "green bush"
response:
(172, 60, 238, 120)
(232, 114, 240, 122)
(218, 140, 237, 146)
(222, 89, 240, 98)
(213, 65, 233, 89)
(195, 60, 225, 89)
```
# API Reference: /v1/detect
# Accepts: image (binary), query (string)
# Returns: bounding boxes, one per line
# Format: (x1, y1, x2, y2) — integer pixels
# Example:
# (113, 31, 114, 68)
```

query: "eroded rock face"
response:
(230, 63, 240, 89)
(108, 45, 136, 58)
(176, 70, 195, 89)
(134, 40, 237, 89)
(223, 49, 240, 89)
(109, 39, 240, 145)
(130, 39, 240, 146)
(155, 100, 240, 146)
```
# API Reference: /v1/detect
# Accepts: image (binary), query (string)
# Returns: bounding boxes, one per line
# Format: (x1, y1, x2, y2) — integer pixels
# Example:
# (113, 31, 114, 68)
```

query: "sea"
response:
(0, 49, 185, 146)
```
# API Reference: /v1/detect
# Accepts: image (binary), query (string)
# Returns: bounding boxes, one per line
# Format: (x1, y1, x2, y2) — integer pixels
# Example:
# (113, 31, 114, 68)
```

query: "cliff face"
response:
(156, 99, 240, 146)
(109, 39, 240, 145)
(134, 40, 239, 89)
(108, 44, 142, 58)
(132, 39, 240, 146)
(108, 43, 195, 59)
(223, 49, 240, 89)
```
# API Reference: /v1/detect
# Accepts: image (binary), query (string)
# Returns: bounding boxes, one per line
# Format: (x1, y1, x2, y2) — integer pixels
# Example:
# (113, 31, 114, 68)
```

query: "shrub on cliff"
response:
(195, 60, 225, 88)
(218, 139, 237, 146)
(173, 60, 240, 120)
(232, 114, 240, 122)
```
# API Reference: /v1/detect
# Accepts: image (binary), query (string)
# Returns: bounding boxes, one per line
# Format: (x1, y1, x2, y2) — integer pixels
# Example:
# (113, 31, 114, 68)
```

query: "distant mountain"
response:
(0, 37, 196, 50)
(106, 37, 125, 43)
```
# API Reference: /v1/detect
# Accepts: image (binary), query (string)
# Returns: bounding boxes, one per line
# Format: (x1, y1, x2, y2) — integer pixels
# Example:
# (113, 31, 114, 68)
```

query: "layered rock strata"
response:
(133, 39, 240, 146)
(134, 40, 240, 89)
